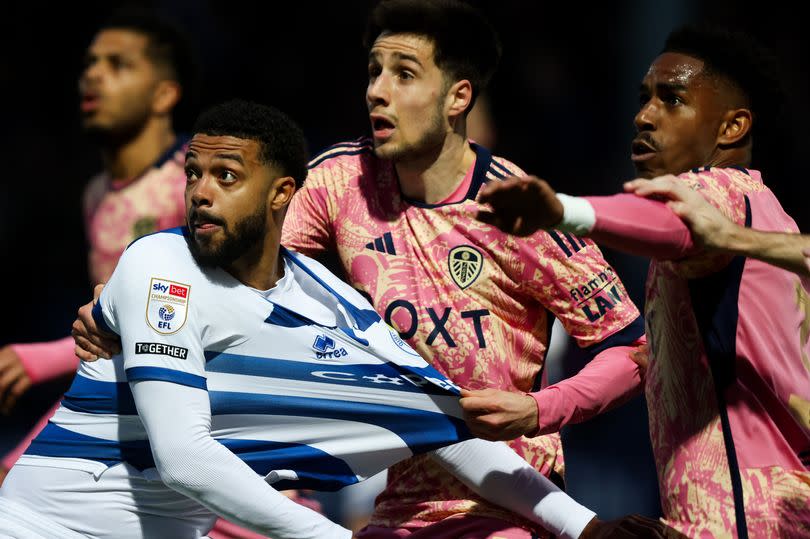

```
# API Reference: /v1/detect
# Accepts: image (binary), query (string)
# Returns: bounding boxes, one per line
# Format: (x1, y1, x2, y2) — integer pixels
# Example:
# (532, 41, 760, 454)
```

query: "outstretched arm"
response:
(477, 175, 696, 260)
(430, 438, 679, 538)
(625, 176, 810, 277)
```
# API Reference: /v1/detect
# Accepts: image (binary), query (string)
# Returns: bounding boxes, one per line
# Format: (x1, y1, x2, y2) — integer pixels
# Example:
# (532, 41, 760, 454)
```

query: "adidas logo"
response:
(365, 232, 397, 255)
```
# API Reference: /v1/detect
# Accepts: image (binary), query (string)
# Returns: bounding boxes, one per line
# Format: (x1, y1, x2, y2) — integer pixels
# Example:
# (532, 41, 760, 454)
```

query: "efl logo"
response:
(169, 284, 188, 298)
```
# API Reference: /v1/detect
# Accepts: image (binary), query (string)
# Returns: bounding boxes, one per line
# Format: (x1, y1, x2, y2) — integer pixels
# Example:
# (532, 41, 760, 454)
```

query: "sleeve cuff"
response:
(556, 194, 596, 236)
(529, 387, 565, 436)
(14, 337, 78, 384)
(126, 367, 207, 390)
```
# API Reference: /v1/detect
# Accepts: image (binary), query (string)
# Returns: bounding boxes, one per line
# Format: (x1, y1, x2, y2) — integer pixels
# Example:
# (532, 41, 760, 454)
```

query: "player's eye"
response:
(220, 170, 237, 182)
(399, 69, 415, 81)
(368, 64, 381, 79)
(184, 168, 200, 182)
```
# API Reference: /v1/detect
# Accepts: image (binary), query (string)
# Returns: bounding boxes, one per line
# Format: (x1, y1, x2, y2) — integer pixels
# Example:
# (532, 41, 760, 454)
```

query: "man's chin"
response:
(633, 162, 660, 179)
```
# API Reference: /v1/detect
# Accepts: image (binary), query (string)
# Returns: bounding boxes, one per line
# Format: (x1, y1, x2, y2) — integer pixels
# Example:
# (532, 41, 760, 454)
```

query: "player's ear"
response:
(153, 80, 181, 116)
(446, 79, 473, 122)
(269, 176, 296, 210)
(717, 108, 752, 147)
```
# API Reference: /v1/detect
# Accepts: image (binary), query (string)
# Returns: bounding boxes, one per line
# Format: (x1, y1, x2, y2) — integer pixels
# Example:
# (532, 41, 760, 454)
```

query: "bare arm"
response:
(625, 176, 810, 277)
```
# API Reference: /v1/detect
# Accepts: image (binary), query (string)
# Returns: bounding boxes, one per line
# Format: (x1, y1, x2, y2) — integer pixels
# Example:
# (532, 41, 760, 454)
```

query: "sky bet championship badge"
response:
(146, 278, 190, 335)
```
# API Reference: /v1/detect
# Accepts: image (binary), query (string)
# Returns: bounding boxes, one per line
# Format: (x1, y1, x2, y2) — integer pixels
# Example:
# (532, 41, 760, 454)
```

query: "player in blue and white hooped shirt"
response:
(0, 100, 602, 539)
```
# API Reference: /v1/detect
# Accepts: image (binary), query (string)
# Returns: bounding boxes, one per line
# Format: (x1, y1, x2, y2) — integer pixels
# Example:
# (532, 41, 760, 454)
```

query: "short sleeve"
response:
(519, 232, 642, 348)
(96, 236, 207, 390)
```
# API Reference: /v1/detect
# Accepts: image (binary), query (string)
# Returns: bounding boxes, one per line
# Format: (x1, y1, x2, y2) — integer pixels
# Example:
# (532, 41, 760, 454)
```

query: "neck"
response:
(395, 130, 476, 204)
(704, 147, 751, 170)
(101, 117, 177, 181)
(225, 222, 285, 291)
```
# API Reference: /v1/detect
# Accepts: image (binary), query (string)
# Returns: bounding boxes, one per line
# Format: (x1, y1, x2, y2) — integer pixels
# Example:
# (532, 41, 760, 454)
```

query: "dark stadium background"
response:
(1, 0, 806, 523)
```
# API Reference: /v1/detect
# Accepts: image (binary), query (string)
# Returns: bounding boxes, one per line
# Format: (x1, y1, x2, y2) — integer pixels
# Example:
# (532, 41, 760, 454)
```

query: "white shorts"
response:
(0, 458, 216, 538)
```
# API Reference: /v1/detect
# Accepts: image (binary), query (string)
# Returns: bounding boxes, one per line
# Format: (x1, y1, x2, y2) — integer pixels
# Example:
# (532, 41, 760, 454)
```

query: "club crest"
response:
(448, 245, 483, 289)
(146, 278, 190, 334)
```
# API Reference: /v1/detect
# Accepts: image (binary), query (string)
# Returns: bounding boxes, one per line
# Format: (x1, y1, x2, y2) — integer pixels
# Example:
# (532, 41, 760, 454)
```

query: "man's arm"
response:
(131, 380, 350, 539)
(476, 175, 696, 260)
(460, 336, 645, 440)
(625, 176, 810, 277)
(463, 197, 647, 439)
(429, 439, 678, 538)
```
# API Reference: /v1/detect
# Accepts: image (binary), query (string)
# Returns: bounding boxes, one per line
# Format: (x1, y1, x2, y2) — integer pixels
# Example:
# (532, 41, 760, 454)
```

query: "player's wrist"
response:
(555, 194, 596, 236)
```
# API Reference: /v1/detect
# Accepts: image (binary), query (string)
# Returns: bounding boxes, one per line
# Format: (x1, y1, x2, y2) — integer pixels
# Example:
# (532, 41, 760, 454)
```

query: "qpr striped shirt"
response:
(22, 227, 472, 491)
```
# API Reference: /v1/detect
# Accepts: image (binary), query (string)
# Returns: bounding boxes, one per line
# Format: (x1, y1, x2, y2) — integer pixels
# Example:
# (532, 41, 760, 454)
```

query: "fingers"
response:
(0, 363, 25, 415)
(623, 177, 680, 199)
(0, 375, 31, 415)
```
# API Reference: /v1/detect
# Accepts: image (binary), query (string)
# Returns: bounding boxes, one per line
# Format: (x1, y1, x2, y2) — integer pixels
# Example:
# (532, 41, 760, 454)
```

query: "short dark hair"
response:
(99, 7, 201, 128)
(662, 24, 784, 150)
(363, 0, 502, 110)
(192, 100, 309, 188)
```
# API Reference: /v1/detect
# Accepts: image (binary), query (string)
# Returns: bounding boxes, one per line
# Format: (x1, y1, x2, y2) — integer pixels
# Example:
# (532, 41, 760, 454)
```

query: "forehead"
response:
(89, 29, 150, 57)
(187, 134, 262, 162)
(370, 32, 437, 64)
(643, 52, 706, 88)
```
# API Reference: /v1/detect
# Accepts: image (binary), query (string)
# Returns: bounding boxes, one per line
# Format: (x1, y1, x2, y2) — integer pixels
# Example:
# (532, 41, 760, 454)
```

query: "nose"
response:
(188, 174, 215, 209)
(80, 59, 103, 85)
(634, 99, 657, 133)
(366, 72, 390, 108)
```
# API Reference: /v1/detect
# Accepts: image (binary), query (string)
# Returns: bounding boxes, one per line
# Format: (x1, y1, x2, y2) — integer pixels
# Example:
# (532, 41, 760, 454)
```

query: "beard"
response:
(187, 203, 267, 269)
(374, 103, 446, 162)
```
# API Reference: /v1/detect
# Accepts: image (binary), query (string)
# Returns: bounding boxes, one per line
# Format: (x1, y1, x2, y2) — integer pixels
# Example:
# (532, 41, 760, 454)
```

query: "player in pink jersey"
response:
(0, 9, 196, 482)
(279, 1, 672, 537)
(471, 25, 810, 537)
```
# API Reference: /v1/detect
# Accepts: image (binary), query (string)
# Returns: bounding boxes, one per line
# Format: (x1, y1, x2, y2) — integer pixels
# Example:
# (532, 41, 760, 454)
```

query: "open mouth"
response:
(630, 139, 657, 162)
(80, 93, 100, 113)
(370, 115, 395, 139)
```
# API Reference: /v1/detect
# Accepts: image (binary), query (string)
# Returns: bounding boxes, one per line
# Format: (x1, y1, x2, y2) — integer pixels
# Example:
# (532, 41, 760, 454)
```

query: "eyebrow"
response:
(639, 81, 689, 94)
(368, 50, 423, 67)
(185, 151, 245, 165)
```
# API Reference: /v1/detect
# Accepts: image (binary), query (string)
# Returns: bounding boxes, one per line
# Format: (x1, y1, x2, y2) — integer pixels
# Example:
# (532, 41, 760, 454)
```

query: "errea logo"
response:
(312, 334, 348, 360)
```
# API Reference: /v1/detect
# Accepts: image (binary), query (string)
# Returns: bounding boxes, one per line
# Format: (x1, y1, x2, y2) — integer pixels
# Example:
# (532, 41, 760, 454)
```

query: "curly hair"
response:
(192, 100, 309, 188)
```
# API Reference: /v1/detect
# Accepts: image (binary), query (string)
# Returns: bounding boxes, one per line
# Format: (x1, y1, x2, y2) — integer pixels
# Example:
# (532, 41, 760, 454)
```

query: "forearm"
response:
(558, 193, 695, 260)
(430, 438, 595, 539)
(13, 337, 79, 384)
(132, 381, 350, 539)
(718, 227, 810, 277)
(530, 338, 644, 435)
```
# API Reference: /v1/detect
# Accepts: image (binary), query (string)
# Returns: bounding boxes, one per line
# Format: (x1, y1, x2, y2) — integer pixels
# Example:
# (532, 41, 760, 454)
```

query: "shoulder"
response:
(487, 154, 526, 179)
(305, 138, 376, 182)
(122, 227, 190, 263)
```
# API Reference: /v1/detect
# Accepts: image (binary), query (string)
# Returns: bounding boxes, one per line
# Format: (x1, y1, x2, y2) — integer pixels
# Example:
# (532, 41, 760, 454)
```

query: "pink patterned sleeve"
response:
(519, 234, 645, 434)
(14, 336, 77, 384)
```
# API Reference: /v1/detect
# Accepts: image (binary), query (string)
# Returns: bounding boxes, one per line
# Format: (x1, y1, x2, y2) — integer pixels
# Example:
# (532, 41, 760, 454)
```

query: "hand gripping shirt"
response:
(282, 138, 644, 531)
(585, 167, 810, 537)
